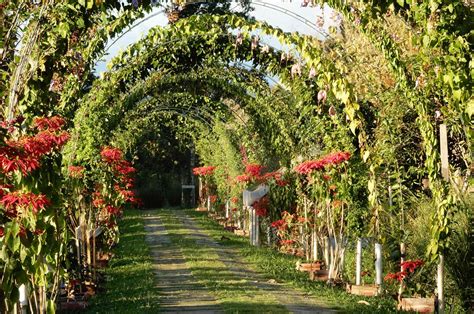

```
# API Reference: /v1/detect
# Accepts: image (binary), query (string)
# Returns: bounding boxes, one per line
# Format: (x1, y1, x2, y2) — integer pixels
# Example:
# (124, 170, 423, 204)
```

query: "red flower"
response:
(92, 192, 105, 208)
(68, 165, 85, 178)
(236, 174, 251, 183)
(33, 116, 66, 131)
(100, 147, 123, 164)
(384, 271, 407, 282)
(34, 229, 44, 235)
(276, 179, 288, 187)
(106, 205, 121, 216)
(0, 145, 41, 175)
(294, 151, 351, 175)
(192, 166, 216, 176)
(209, 195, 218, 203)
(271, 219, 287, 230)
(401, 259, 424, 273)
(253, 196, 269, 217)
(114, 162, 136, 176)
(0, 226, 4, 237)
(297, 216, 306, 223)
(280, 239, 295, 246)
(231, 197, 239, 204)
(245, 164, 264, 177)
(0, 191, 50, 214)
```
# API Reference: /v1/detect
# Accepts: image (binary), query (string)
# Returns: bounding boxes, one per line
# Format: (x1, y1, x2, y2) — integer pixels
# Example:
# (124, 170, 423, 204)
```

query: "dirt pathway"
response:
(144, 210, 337, 313)
(144, 215, 223, 313)
(173, 210, 337, 314)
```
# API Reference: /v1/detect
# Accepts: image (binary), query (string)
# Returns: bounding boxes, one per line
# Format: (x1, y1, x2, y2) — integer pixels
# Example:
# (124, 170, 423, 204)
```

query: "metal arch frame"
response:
(101, 1, 331, 57)
(117, 61, 297, 130)
(96, 19, 371, 92)
(95, 10, 394, 113)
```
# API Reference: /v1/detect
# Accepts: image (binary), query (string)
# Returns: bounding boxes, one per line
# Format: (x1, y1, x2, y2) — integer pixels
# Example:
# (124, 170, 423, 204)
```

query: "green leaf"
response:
(466, 98, 474, 118)
(47, 300, 56, 314)
(363, 150, 370, 162)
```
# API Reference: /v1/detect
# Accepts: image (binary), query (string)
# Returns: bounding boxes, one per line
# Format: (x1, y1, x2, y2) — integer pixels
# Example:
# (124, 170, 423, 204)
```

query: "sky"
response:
(94, 1, 340, 73)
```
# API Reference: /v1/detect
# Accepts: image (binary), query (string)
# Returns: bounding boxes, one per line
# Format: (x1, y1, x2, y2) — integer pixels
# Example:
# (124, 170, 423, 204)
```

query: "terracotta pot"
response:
(309, 270, 329, 281)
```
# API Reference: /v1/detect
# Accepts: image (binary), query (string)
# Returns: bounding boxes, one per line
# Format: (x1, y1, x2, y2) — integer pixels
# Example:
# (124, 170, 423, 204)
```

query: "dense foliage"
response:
(0, 0, 472, 312)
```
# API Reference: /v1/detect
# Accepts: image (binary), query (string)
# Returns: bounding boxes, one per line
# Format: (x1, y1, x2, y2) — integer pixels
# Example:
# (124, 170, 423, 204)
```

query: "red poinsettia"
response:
(294, 151, 351, 175)
(384, 271, 408, 282)
(280, 239, 295, 246)
(192, 166, 216, 176)
(271, 219, 287, 231)
(92, 192, 105, 208)
(105, 205, 121, 216)
(100, 147, 123, 164)
(245, 164, 265, 177)
(1, 191, 50, 215)
(0, 146, 41, 175)
(68, 165, 85, 178)
(401, 259, 424, 273)
(253, 196, 269, 217)
(33, 116, 66, 131)
(209, 195, 218, 203)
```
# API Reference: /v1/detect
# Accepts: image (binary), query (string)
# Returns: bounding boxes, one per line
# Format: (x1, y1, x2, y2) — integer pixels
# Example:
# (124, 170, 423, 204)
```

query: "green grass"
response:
(84, 208, 400, 313)
(158, 209, 288, 313)
(84, 209, 160, 313)
(186, 209, 399, 313)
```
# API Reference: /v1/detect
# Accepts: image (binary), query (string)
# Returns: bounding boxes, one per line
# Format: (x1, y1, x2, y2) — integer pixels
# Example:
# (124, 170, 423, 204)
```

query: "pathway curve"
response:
(143, 215, 223, 313)
(173, 210, 337, 314)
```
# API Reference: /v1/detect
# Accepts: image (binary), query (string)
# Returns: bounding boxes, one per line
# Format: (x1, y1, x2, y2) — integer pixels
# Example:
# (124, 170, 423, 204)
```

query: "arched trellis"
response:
(69, 60, 303, 165)
(67, 11, 472, 307)
(72, 13, 363, 156)
(2, 2, 471, 312)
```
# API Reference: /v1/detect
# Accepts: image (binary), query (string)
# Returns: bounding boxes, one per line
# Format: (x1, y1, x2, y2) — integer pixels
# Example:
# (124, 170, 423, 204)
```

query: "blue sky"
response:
(94, 2, 339, 73)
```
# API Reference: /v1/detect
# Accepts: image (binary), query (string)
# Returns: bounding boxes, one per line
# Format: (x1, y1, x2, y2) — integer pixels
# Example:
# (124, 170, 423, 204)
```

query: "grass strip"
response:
(186, 209, 399, 313)
(158, 209, 288, 313)
(84, 209, 160, 313)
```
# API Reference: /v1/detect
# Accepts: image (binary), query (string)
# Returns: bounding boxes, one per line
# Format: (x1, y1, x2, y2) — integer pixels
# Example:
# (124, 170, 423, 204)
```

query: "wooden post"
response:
(356, 238, 362, 285)
(438, 123, 449, 313)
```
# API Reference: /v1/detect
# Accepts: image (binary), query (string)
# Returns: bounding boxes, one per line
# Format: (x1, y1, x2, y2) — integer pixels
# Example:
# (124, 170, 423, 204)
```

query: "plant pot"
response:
(297, 261, 325, 272)
(346, 284, 379, 296)
(59, 301, 88, 310)
(233, 229, 248, 237)
(399, 297, 435, 313)
(309, 270, 329, 281)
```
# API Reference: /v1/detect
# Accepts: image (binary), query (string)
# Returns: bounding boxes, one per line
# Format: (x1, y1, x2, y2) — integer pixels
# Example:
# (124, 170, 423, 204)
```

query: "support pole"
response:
(356, 238, 362, 286)
(375, 242, 383, 288)
(324, 236, 330, 266)
(312, 230, 318, 261)
(438, 123, 449, 313)
(19, 284, 27, 314)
